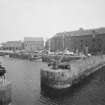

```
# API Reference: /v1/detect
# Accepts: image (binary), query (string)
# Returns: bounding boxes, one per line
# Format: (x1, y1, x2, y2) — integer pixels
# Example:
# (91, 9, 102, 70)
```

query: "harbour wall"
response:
(0, 80, 12, 105)
(41, 55, 105, 91)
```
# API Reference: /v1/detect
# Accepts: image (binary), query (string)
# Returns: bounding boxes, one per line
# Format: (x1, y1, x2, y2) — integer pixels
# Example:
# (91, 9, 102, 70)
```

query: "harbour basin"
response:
(0, 56, 105, 105)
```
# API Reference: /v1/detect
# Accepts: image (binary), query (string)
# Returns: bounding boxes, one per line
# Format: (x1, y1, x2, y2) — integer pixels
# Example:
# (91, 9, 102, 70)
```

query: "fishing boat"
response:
(29, 54, 42, 61)
(9, 51, 42, 61)
(28, 51, 42, 61)
(0, 62, 6, 80)
(42, 53, 83, 62)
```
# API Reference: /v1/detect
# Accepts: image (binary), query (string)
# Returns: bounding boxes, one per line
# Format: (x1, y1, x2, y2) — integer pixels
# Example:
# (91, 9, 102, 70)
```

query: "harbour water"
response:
(0, 56, 105, 105)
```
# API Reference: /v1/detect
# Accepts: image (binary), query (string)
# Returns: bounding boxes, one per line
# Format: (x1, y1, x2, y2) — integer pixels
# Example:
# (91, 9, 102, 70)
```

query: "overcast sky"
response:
(0, 0, 105, 42)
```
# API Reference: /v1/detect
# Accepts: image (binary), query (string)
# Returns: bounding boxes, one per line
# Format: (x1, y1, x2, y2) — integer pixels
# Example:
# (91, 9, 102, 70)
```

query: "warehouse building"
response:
(24, 37, 44, 52)
(1, 41, 23, 51)
(45, 27, 105, 55)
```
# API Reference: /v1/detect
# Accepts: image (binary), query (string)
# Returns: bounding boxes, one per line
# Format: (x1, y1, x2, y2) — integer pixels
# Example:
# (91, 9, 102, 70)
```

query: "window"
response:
(86, 40, 88, 46)
(98, 39, 102, 48)
(92, 39, 95, 48)
(80, 40, 83, 49)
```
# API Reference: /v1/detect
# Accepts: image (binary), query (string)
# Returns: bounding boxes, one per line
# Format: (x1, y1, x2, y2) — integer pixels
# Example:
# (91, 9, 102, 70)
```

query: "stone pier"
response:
(41, 55, 105, 90)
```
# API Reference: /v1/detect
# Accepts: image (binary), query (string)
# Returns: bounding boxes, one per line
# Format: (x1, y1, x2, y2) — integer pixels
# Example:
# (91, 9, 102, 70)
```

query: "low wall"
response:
(0, 80, 12, 105)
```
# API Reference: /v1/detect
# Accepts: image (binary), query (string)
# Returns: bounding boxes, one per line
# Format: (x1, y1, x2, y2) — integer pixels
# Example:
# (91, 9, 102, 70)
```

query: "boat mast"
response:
(48, 39, 50, 54)
(58, 34, 65, 63)
(63, 34, 64, 51)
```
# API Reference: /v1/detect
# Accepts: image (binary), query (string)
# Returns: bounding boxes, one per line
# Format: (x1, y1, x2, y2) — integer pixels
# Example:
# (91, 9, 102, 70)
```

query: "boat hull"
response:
(42, 54, 82, 62)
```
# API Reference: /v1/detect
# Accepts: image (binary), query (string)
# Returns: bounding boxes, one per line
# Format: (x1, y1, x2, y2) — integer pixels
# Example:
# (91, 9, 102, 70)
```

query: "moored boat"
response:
(9, 51, 42, 61)
(42, 54, 83, 62)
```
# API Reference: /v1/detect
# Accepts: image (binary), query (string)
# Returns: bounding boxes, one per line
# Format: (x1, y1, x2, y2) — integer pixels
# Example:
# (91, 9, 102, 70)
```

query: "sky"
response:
(0, 0, 105, 43)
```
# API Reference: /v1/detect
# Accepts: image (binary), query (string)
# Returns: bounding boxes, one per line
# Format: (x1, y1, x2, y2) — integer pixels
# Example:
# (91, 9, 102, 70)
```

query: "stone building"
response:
(45, 27, 105, 54)
(1, 41, 24, 50)
(24, 37, 44, 52)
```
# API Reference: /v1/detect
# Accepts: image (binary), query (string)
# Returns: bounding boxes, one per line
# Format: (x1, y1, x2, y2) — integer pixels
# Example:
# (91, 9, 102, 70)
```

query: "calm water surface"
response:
(0, 56, 105, 105)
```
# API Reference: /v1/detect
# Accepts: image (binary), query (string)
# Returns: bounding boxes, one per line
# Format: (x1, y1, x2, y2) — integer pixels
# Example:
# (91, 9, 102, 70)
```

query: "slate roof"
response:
(24, 37, 44, 41)
(55, 27, 105, 37)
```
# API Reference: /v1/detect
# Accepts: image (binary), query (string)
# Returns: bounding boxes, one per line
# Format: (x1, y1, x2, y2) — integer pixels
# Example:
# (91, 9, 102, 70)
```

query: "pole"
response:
(63, 35, 64, 51)
(49, 40, 50, 54)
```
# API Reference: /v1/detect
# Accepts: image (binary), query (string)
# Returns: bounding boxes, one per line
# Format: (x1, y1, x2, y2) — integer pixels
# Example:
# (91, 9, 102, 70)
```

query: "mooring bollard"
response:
(0, 80, 12, 105)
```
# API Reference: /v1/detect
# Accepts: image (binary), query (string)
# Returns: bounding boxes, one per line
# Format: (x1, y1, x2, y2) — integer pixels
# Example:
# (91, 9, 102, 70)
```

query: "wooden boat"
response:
(42, 54, 82, 62)
(29, 55, 42, 61)
(0, 63, 6, 80)
(9, 52, 42, 61)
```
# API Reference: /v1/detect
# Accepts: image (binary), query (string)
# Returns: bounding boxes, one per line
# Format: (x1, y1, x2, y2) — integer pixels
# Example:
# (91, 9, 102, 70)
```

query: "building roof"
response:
(56, 27, 105, 37)
(24, 37, 44, 41)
